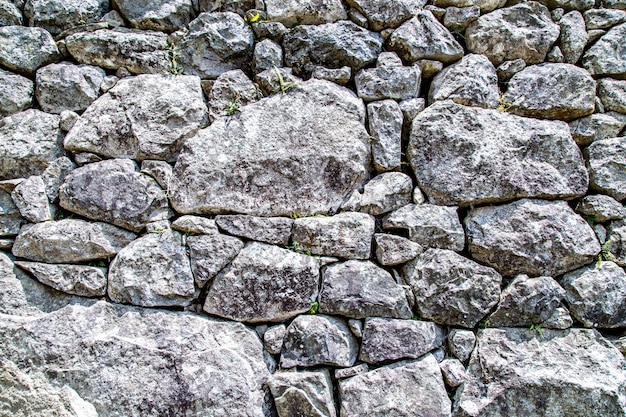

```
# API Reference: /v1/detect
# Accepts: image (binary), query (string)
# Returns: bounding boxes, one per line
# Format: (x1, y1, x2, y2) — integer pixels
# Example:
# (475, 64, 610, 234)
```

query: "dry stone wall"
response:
(1, 0, 626, 416)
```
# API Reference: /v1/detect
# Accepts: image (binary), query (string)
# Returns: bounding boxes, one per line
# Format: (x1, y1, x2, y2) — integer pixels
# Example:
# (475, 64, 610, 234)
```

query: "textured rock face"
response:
(367, 100, 403, 172)
(12, 175, 52, 223)
(24, 0, 109, 35)
(186, 233, 243, 287)
(0, 25, 60, 75)
(208, 69, 260, 120)
(265, 0, 347, 26)
(454, 328, 626, 417)
(15, 261, 107, 297)
(112, 0, 192, 32)
(170, 80, 370, 216)
(408, 101, 589, 206)
(582, 23, 626, 77)
(355, 53, 421, 102)
(586, 138, 626, 201)
(215, 215, 293, 246)
(575, 195, 626, 222)
(0, 69, 33, 116)
(598, 78, 626, 113)
(559, 11, 588, 64)
(359, 172, 413, 215)
(374, 233, 423, 265)
(270, 370, 337, 417)
(466, 199, 600, 277)
(0, 190, 24, 237)
(346, 0, 425, 30)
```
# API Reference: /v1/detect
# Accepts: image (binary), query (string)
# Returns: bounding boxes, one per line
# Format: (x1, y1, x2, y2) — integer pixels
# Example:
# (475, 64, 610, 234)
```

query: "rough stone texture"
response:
(466, 2, 560, 66)
(440, 358, 466, 387)
(311, 66, 351, 84)
(281, 314, 358, 368)
(35, 62, 105, 114)
(374, 233, 423, 265)
(140, 160, 172, 191)
(429, 53, 499, 108)
(252, 39, 283, 74)
(291, 212, 375, 259)
(0, 253, 44, 316)
(561, 261, 626, 328)
(454, 328, 626, 417)
(0, 0, 22, 26)
(408, 101, 589, 206)
(335, 364, 369, 379)
(359, 172, 413, 215)
(215, 215, 293, 246)
(170, 80, 370, 216)
(265, 0, 347, 26)
(403, 249, 502, 328)
(355, 53, 421, 102)
(582, 23, 626, 77)
(609, 220, 626, 267)
(24, 0, 109, 36)
(0, 190, 23, 237)
(0, 109, 63, 181)
(0, 25, 60, 76)
(0, 301, 271, 417)
(15, 261, 107, 297)
(0, 69, 33, 116)
(113, 0, 192, 32)
(11, 176, 52, 223)
(59, 159, 171, 232)
(433, 0, 505, 12)
(283, 21, 383, 76)
(559, 11, 588, 64)
(339, 355, 451, 417)
(187, 233, 244, 287)
(12, 219, 136, 263)
(177, 12, 254, 79)
(569, 113, 626, 145)
(319, 260, 412, 319)
(584, 8, 626, 29)
(171, 215, 218, 235)
(444, 6, 480, 32)
(367, 99, 403, 173)
(270, 370, 337, 417)
(64, 74, 207, 162)
(598, 78, 626, 114)
(204, 242, 320, 322)
(264, 324, 286, 355)
(503, 63, 596, 121)
(383, 204, 465, 252)
(346, 0, 425, 31)
(41, 157, 75, 203)
(388, 10, 464, 64)
(359, 318, 445, 364)
(255, 67, 302, 95)
(587, 138, 626, 201)
(576, 194, 626, 222)
(448, 329, 476, 362)
(208, 69, 260, 120)
(466, 199, 600, 277)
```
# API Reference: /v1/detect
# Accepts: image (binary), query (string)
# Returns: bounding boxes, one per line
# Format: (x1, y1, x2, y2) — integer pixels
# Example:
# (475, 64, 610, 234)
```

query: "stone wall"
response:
(1, 0, 626, 416)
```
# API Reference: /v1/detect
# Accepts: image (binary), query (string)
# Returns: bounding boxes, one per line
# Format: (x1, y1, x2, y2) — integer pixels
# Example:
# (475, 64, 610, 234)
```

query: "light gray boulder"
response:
(559, 11, 588, 64)
(204, 242, 320, 322)
(454, 328, 626, 417)
(582, 23, 626, 77)
(171, 215, 218, 235)
(584, 8, 626, 29)
(448, 329, 476, 362)
(11, 176, 52, 223)
(465, 2, 560, 66)
(598, 78, 626, 113)
(0, 69, 33, 116)
(403, 249, 502, 328)
(465, 199, 600, 277)
(346, 0, 425, 30)
(265, 0, 347, 26)
(0, 0, 22, 26)
(444, 6, 480, 32)
(24, 0, 109, 36)
(311, 66, 351, 84)
(576, 195, 626, 222)
(139, 160, 172, 191)
(252, 39, 283, 74)
(215, 215, 293, 246)
(587, 138, 626, 201)
(440, 358, 466, 387)
(367, 99, 403, 173)
(112, 0, 192, 32)
(280, 314, 358, 368)
(374, 233, 423, 266)
(0, 26, 60, 76)
(12, 219, 136, 263)
(15, 261, 107, 297)
(270, 370, 337, 417)
(359, 172, 413, 216)
(0, 190, 24, 237)
(208, 69, 260, 120)
(41, 157, 75, 203)
(408, 101, 589, 207)
(355, 52, 421, 102)
(319, 260, 412, 319)
(0, 253, 43, 316)
(59, 159, 171, 232)
(359, 318, 445, 364)
(64, 74, 207, 162)
(264, 324, 286, 355)
(569, 113, 626, 145)
(187, 233, 244, 287)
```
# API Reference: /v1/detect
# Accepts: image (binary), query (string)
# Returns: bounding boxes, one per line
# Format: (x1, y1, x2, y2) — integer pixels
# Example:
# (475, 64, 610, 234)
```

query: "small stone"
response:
(541, 306, 574, 329)
(433, 0, 505, 13)
(311, 66, 352, 84)
(100, 10, 125, 27)
(584, 8, 626, 30)
(73, 152, 102, 166)
(560, 11, 589, 64)
(587, 138, 626, 201)
(355, 52, 421, 102)
(0, 25, 60, 75)
(0, 190, 23, 238)
(0, 0, 22, 26)
(112, 0, 193, 33)
(443, 6, 480, 32)
(139, 160, 173, 191)
(335, 364, 369, 379)
(11, 176, 52, 223)
(598, 78, 626, 113)
(187, 233, 243, 287)
(348, 319, 363, 338)
(569, 113, 626, 146)
(346, 0, 425, 31)
(576, 195, 626, 222)
(265, 0, 347, 26)
(59, 110, 79, 132)
(251, 21, 287, 42)
(546, 46, 565, 63)
(264, 324, 286, 355)
(252, 39, 283, 74)
(582, 23, 626, 77)
(399, 97, 425, 125)
(348, 7, 369, 28)
(496, 58, 526, 81)
(374, 233, 423, 266)
(368, 99, 403, 172)
(595, 224, 608, 243)
(270, 370, 337, 417)
(15, 261, 107, 297)
(608, 220, 626, 267)
(172, 216, 218, 235)
(439, 358, 466, 387)
(215, 215, 293, 246)
(359, 173, 413, 216)
(552, 7, 565, 21)
(24, 0, 109, 36)
(145, 220, 170, 234)
(414, 59, 444, 78)
(208, 69, 260, 120)
(255, 67, 301, 95)
(100, 75, 118, 93)
(0, 69, 33, 117)
(448, 328, 476, 362)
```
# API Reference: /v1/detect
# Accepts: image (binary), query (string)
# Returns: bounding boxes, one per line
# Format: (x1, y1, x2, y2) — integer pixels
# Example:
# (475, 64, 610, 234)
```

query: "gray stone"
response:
(171, 215, 218, 235)
(559, 11, 588, 64)
(311, 66, 351, 84)
(0, 190, 23, 237)
(603, 0, 626, 9)
(208, 69, 260, 120)
(99, 75, 118, 93)
(41, 157, 75, 203)
(74, 153, 102, 166)
(348, 319, 363, 338)
(595, 224, 609, 243)
(576, 195, 626, 222)
(598, 78, 626, 113)
(359, 318, 445, 364)
(444, 6, 480, 32)
(0, 69, 33, 116)
(588, 28, 607, 43)
(204, 242, 320, 322)
(355, 53, 421, 102)
(0, 26, 60, 76)
(584, 8, 626, 30)
(388, 10, 464, 64)
(346, 0, 425, 31)
(440, 358, 466, 387)
(0, 252, 47, 316)
(368, 99, 403, 172)
(466, 2, 560, 66)
(416, 59, 444, 79)
(12, 219, 136, 263)
(215, 215, 293, 246)
(541, 305, 575, 329)
(252, 39, 283, 74)
(359, 173, 413, 216)
(176, 12, 254, 79)
(383, 204, 465, 252)
(15, 261, 107, 297)
(265, 0, 346, 26)
(65, 29, 170, 74)
(433, 0, 505, 13)
(538, 0, 594, 9)
(465, 199, 600, 277)
(546, 45, 565, 63)
(283, 21, 383, 77)
(24, 0, 109, 36)
(140, 160, 172, 191)
(454, 328, 626, 417)
(0, 0, 22, 26)
(319, 260, 412, 319)
(0, 110, 64, 180)
(187, 233, 243, 288)
(264, 324, 286, 355)
(35, 62, 105, 114)
(404, 249, 502, 328)
(65, 74, 207, 162)
(488, 275, 569, 328)
(429, 53, 499, 108)
(108, 230, 195, 307)
(374, 233, 423, 266)
(587, 138, 626, 201)
(254, 66, 301, 95)
(292, 212, 375, 259)
(335, 364, 369, 379)
(408, 101, 589, 207)
(340, 356, 451, 417)
(11, 176, 52, 223)
(561, 261, 626, 328)
(582, 23, 626, 77)
(399, 98, 426, 129)
(59, 110, 79, 132)
(112, 0, 192, 32)
(503, 63, 596, 121)
(251, 20, 288, 41)
(569, 113, 626, 145)
(145, 220, 170, 234)
(270, 370, 337, 417)
(170, 80, 370, 216)
(281, 314, 358, 368)
(448, 329, 476, 362)
(59, 159, 171, 232)
(496, 58, 526, 81)
(348, 7, 369, 28)
(608, 220, 626, 267)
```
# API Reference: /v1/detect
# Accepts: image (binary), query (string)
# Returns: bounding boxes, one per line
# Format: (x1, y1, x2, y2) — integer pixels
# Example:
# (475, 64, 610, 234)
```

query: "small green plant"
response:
(290, 211, 303, 219)
(165, 44, 184, 75)
(226, 100, 241, 115)
(152, 227, 166, 234)
(272, 67, 295, 94)
(309, 301, 319, 315)
(87, 260, 107, 268)
(597, 240, 616, 267)
(478, 318, 492, 329)
(286, 241, 313, 256)
(529, 323, 543, 337)
(496, 94, 513, 112)
(582, 214, 596, 226)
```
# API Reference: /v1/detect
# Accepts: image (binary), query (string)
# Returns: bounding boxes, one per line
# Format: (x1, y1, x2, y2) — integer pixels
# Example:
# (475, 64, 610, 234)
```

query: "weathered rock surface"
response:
(41, 157, 76, 203)
(113, 0, 192, 32)
(0, 25, 60, 75)
(367, 99, 403, 172)
(265, 0, 347, 26)
(12, 219, 136, 263)
(465, 199, 600, 277)
(454, 328, 626, 417)
(559, 11, 588, 64)
(569, 113, 626, 145)
(408, 101, 589, 206)
(374, 233, 423, 265)
(576, 194, 626, 222)
(186, 233, 243, 287)
(466, 2, 560, 66)
(0, 69, 33, 116)
(311, 65, 351, 84)
(584, 8, 626, 29)
(598, 78, 626, 113)
(270, 370, 337, 417)
(608, 220, 626, 267)
(0, 0, 22, 26)
(433, 0, 505, 12)
(319, 260, 412, 319)
(448, 329, 476, 362)
(586, 137, 626, 201)
(0, 252, 44, 316)
(208, 69, 260, 120)
(11, 176, 52, 223)
(359, 172, 413, 215)
(444, 6, 481, 32)
(0, 190, 24, 237)
(281, 314, 358, 368)
(355, 52, 421, 102)
(215, 215, 293, 246)
(346, 0, 425, 30)
(170, 80, 370, 216)
(171, 215, 218, 235)
(582, 23, 626, 77)
(15, 261, 107, 297)
(252, 39, 283, 74)
(340, 355, 451, 417)
(24, 0, 109, 36)
(204, 242, 320, 322)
